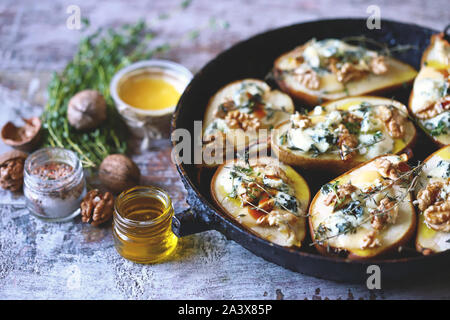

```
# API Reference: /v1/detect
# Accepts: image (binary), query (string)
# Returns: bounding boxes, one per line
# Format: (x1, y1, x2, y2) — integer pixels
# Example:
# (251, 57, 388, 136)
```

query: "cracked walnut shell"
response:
(81, 189, 114, 226)
(0, 150, 28, 192)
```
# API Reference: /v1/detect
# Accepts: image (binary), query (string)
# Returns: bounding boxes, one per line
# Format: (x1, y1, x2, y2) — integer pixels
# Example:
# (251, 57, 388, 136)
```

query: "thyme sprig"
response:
(340, 35, 417, 57)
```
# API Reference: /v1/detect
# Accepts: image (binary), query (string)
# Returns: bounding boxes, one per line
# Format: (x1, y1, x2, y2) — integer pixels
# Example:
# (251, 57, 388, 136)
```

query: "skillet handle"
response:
(172, 208, 212, 237)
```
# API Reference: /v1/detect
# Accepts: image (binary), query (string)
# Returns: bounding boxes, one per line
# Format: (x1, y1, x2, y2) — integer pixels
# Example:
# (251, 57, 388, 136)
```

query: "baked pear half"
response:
(415, 145, 450, 254)
(409, 33, 450, 146)
(202, 79, 294, 167)
(211, 156, 310, 247)
(271, 96, 416, 174)
(309, 154, 416, 259)
(274, 38, 417, 106)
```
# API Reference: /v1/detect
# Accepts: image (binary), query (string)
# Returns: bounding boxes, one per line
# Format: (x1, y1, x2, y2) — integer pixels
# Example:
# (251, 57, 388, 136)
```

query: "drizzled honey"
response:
(113, 186, 178, 263)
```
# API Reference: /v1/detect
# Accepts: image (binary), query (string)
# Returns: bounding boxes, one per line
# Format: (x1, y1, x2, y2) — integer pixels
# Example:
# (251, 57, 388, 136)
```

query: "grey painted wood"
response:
(0, 0, 449, 300)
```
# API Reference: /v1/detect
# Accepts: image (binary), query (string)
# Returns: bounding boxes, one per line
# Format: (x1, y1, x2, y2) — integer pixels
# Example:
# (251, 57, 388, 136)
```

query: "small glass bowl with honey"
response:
(110, 60, 192, 148)
(113, 186, 178, 264)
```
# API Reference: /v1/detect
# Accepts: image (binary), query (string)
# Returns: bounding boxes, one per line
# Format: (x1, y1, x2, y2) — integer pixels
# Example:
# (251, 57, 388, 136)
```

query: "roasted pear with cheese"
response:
(271, 96, 416, 174)
(415, 145, 450, 254)
(274, 38, 417, 106)
(309, 154, 416, 259)
(202, 79, 295, 167)
(211, 156, 310, 247)
(409, 33, 450, 146)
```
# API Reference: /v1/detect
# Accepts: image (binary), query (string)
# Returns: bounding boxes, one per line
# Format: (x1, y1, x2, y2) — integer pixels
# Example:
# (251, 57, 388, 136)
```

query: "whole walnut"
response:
(81, 189, 114, 226)
(0, 150, 28, 192)
(67, 90, 107, 131)
(99, 154, 140, 194)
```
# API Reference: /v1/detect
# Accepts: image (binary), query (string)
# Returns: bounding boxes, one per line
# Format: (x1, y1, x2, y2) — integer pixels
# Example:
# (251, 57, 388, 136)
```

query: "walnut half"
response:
(377, 105, 406, 139)
(0, 150, 27, 192)
(81, 189, 114, 227)
(423, 200, 450, 232)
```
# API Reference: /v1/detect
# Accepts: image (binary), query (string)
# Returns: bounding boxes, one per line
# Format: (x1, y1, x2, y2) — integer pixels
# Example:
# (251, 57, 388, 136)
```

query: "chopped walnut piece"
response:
(416, 96, 450, 120)
(416, 181, 444, 211)
(370, 198, 399, 231)
(377, 198, 398, 225)
(377, 105, 406, 139)
(361, 231, 382, 249)
(324, 182, 356, 207)
(240, 182, 262, 206)
(291, 112, 312, 129)
(374, 158, 400, 180)
(336, 63, 368, 83)
(81, 189, 114, 227)
(264, 165, 289, 182)
(295, 69, 320, 90)
(258, 198, 275, 212)
(256, 209, 297, 227)
(337, 124, 358, 161)
(342, 113, 362, 124)
(328, 58, 339, 74)
(225, 110, 261, 131)
(423, 200, 450, 232)
(214, 100, 235, 119)
(370, 56, 389, 75)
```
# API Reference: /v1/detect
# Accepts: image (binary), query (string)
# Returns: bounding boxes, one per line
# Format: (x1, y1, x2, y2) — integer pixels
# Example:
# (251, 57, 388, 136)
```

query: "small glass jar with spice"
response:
(113, 186, 178, 263)
(23, 147, 86, 222)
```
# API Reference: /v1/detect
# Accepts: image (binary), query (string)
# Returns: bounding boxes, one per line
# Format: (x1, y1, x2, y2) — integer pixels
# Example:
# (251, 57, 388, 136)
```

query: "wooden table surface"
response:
(1, 0, 450, 300)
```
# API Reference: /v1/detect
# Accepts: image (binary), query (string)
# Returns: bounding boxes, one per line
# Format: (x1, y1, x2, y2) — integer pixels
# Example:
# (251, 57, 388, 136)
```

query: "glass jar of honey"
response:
(113, 186, 178, 263)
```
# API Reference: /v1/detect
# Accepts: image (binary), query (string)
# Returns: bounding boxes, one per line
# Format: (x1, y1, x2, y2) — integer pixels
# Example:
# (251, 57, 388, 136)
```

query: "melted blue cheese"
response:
(359, 132, 394, 159)
(413, 78, 447, 111)
(302, 39, 375, 70)
(283, 103, 392, 157)
(429, 160, 450, 179)
(423, 111, 450, 135)
(233, 82, 265, 112)
(223, 165, 300, 216)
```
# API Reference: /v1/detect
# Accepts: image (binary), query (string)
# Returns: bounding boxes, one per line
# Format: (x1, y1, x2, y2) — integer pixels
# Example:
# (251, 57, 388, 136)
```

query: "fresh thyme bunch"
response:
(41, 20, 160, 168)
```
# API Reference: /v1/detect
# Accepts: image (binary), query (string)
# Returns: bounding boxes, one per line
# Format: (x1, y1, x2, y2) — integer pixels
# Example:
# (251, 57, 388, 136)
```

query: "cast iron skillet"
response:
(171, 18, 450, 283)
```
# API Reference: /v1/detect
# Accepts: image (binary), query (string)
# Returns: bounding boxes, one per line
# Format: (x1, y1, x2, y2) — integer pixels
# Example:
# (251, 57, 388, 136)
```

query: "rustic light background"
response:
(0, 0, 449, 300)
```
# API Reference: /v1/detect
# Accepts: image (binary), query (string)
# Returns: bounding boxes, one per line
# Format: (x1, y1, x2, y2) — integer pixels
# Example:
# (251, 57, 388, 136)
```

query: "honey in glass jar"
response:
(113, 186, 178, 263)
